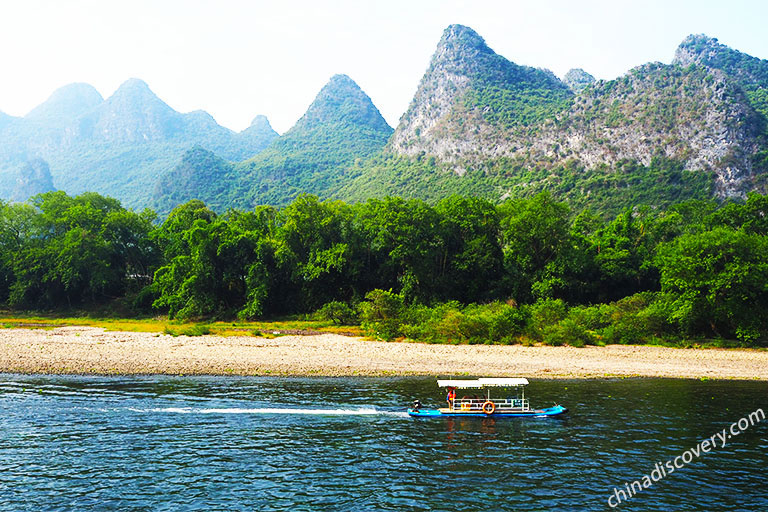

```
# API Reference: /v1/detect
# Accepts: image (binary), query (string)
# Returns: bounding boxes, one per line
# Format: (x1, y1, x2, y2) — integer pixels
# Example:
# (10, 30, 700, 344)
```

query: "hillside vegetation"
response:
(152, 27, 768, 216)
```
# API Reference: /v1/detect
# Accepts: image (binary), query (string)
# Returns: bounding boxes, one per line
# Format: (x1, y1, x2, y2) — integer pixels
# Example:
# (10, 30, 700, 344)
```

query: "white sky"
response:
(0, 0, 766, 134)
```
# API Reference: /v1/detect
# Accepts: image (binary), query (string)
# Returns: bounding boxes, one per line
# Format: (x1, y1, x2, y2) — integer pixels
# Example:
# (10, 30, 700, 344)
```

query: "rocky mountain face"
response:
(11, 158, 55, 202)
(152, 74, 393, 212)
(0, 79, 277, 208)
(673, 34, 768, 119)
(389, 25, 572, 168)
(554, 63, 764, 198)
(379, 26, 767, 200)
(563, 68, 596, 91)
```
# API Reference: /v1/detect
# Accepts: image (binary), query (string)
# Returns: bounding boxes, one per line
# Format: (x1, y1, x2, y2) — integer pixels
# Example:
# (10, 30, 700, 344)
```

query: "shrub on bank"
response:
(399, 301, 528, 344)
(329, 289, 762, 347)
(541, 317, 597, 347)
(357, 289, 528, 344)
(317, 300, 358, 325)
(358, 289, 406, 341)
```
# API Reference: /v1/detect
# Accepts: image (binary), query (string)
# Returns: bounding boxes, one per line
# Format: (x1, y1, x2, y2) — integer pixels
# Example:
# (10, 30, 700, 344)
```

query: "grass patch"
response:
(179, 325, 211, 337)
(0, 311, 362, 338)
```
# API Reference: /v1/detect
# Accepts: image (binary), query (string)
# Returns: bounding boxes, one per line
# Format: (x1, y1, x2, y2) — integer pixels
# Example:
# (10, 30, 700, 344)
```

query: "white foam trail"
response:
(151, 407, 409, 417)
(13, 388, 87, 397)
(0, 381, 27, 387)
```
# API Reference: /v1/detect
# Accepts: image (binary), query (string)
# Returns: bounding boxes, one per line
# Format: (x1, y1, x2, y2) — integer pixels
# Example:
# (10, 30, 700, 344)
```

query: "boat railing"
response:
(450, 398, 530, 411)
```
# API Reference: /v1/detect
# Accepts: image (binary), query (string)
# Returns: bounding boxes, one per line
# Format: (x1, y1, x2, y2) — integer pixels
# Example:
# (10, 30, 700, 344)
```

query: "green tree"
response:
(706, 192, 768, 235)
(273, 195, 358, 311)
(0, 201, 36, 303)
(498, 192, 574, 301)
(6, 191, 157, 308)
(355, 197, 443, 302)
(656, 227, 768, 339)
(588, 207, 660, 302)
(434, 195, 504, 303)
(151, 202, 278, 319)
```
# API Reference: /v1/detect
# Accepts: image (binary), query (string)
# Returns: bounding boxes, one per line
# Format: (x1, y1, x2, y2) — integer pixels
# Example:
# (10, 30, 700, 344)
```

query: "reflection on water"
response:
(0, 375, 765, 511)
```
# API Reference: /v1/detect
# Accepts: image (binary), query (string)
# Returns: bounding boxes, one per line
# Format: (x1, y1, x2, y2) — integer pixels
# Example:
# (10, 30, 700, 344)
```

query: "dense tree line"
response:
(1, 190, 767, 346)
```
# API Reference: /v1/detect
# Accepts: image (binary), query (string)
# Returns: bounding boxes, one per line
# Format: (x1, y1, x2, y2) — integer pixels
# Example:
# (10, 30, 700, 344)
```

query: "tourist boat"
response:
(407, 378, 568, 417)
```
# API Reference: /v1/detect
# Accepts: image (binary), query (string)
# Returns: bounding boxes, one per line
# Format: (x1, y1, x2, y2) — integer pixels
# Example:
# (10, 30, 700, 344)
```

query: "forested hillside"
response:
(152, 75, 393, 212)
(2, 190, 767, 347)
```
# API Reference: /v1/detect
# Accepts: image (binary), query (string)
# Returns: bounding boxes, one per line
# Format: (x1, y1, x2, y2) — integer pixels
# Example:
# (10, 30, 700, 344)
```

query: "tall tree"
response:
(434, 195, 504, 303)
(498, 192, 574, 301)
(6, 191, 157, 308)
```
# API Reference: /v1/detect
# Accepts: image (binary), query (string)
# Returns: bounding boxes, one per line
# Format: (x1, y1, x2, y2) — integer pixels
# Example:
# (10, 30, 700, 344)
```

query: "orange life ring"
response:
(482, 401, 496, 415)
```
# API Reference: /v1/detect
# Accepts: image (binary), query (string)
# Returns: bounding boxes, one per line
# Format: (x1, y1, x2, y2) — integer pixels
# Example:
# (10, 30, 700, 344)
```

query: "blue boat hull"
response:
(407, 404, 568, 418)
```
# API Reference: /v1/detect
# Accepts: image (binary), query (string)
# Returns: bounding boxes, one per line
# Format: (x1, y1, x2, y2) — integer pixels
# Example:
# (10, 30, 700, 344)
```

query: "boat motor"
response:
(411, 399, 422, 411)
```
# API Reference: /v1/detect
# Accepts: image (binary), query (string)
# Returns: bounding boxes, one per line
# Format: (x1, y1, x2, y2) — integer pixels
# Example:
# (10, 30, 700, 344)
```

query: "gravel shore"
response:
(1, 326, 766, 379)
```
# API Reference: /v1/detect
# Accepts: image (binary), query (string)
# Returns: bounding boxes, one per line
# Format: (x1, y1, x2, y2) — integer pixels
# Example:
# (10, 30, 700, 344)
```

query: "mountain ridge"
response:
(152, 74, 393, 212)
(357, 27, 767, 205)
(0, 78, 278, 205)
(389, 24, 572, 161)
(1, 27, 767, 213)
(24, 83, 104, 127)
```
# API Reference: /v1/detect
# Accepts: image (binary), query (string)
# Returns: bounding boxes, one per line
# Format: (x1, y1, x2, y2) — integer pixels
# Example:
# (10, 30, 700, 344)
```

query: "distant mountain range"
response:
(0, 79, 277, 208)
(2, 25, 767, 215)
(151, 74, 392, 214)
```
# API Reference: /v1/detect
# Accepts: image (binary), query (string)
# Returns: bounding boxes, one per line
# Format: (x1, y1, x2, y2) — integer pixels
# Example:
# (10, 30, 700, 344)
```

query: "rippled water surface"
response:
(0, 375, 766, 511)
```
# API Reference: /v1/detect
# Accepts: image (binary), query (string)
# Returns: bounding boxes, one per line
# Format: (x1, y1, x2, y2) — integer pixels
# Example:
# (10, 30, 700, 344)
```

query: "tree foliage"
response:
(2, 190, 768, 345)
(1, 191, 158, 308)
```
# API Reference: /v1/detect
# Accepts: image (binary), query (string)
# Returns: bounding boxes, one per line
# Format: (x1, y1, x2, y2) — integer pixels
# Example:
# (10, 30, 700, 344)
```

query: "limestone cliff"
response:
(386, 27, 767, 199)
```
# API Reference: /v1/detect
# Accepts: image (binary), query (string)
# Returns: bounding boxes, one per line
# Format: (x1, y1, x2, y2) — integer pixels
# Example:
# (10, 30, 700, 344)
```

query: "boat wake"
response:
(147, 407, 410, 417)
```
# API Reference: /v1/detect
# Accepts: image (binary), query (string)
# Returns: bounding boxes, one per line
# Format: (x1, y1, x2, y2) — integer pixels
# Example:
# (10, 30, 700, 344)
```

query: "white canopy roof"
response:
(437, 378, 528, 388)
(437, 379, 483, 389)
(478, 378, 529, 387)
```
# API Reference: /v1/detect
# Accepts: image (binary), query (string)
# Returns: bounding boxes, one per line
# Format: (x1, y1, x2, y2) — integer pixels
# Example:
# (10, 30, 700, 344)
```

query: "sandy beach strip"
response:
(1, 326, 767, 380)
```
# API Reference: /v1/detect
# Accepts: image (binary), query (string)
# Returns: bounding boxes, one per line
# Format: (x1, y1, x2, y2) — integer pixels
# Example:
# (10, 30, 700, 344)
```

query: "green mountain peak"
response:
(152, 75, 393, 210)
(247, 114, 273, 131)
(290, 74, 391, 133)
(77, 77, 180, 143)
(106, 78, 173, 112)
(673, 34, 722, 65)
(152, 146, 233, 216)
(673, 33, 768, 119)
(439, 24, 488, 51)
(24, 82, 103, 127)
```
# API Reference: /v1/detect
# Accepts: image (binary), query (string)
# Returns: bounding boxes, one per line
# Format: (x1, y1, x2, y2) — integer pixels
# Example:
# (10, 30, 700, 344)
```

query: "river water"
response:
(0, 375, 766, 511)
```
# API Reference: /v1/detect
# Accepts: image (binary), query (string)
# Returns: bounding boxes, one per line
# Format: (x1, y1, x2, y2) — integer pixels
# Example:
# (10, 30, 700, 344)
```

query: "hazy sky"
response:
(1, 0, 766, 133)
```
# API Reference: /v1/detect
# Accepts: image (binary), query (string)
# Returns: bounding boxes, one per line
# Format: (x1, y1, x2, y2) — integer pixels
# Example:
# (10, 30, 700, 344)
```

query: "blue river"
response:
(0, 375, 766, 511)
